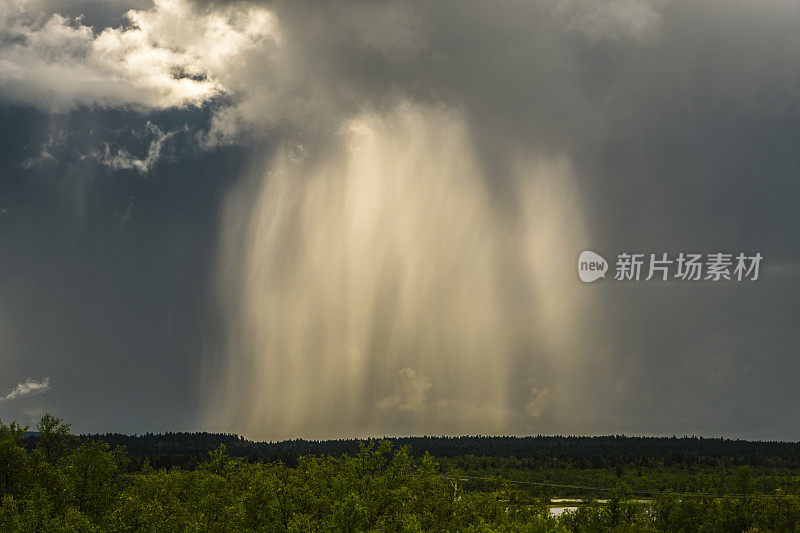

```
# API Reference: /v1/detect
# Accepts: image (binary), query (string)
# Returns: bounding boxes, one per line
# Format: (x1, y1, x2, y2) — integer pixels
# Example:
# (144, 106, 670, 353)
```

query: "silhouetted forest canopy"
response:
(59, 432, 800, 470)
(4, 415, 800, 531)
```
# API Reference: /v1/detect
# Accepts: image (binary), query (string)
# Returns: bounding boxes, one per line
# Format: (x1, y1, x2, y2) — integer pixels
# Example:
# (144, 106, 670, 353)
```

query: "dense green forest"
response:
(4, 415, 800, 531)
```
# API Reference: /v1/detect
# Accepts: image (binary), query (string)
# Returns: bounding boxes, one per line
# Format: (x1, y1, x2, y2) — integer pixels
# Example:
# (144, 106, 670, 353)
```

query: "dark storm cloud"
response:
(0, 104, 252, 432)
(1, 0, 799, 437)
(194, 0, 800, 438)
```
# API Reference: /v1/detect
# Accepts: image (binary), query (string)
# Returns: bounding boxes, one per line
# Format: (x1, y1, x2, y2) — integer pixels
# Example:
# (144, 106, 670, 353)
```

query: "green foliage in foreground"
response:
(3, 416, 800, 531)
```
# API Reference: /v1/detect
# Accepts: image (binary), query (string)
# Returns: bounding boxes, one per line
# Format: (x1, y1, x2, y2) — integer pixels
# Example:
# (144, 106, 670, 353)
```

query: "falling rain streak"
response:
(210, 104, 596, 440)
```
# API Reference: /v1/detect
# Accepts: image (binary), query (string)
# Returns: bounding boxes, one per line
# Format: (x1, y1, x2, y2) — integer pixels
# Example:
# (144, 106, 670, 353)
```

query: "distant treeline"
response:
(23, 432, 800, 471)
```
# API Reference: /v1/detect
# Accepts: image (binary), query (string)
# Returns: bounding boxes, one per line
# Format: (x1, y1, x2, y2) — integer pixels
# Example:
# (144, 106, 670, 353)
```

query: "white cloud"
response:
(88, 121, 186, 173)
(0, 0, 276, 111)
(0, 0, 431, 147)
(378, 368, 432, 415)
(0, 377, 51, 402)
(525, 387, 551, 419)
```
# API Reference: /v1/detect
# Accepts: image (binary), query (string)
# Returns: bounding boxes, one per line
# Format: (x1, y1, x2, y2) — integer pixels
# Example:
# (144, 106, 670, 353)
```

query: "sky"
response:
(1, 0, 799, 441)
